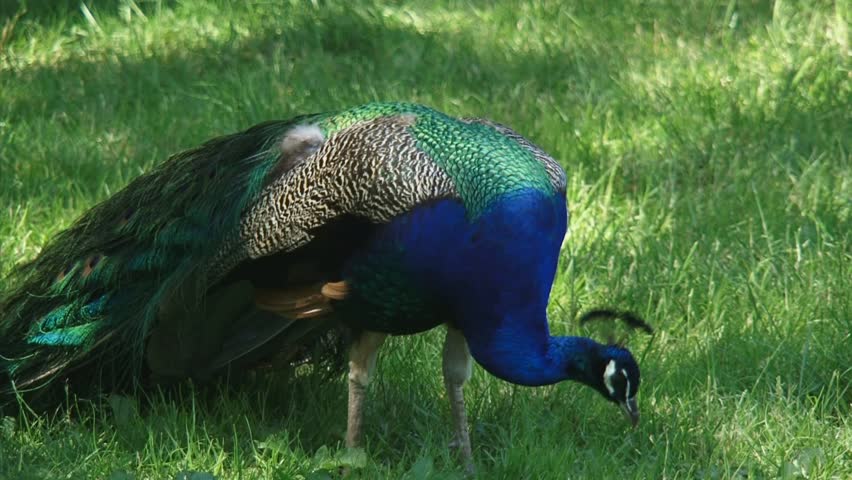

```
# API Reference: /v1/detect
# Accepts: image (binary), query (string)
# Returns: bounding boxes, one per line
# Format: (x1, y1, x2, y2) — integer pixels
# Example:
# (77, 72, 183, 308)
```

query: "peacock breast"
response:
(337, 188, 567, 335)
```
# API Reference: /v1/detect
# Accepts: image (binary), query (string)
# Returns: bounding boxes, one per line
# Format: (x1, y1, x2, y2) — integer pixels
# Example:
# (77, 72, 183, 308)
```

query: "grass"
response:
(0, 0, 849, 478)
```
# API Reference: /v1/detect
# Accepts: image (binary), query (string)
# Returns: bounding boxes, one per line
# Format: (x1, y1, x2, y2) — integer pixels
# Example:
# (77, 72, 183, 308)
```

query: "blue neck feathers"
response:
(464, 324, 605, 387)
(373, 187, 606, 388)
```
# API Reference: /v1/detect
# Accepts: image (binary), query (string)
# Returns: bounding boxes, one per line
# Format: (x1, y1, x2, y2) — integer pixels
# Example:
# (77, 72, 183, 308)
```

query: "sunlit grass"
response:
(1, 0, 849, 478)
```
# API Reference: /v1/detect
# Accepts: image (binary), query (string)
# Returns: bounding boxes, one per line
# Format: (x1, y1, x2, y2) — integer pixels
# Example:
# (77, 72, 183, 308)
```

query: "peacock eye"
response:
(611, 372, 627, 395)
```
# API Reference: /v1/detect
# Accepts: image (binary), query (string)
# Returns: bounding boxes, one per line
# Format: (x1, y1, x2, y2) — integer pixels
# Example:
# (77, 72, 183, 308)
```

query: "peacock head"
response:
(593, 345, 641, 427)
(577, 309, 652, 427)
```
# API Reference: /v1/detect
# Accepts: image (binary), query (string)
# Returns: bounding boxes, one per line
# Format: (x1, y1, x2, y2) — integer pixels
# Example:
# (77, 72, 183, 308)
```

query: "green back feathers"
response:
(316, 102, 558, 216)
(409, 113, 556, 216)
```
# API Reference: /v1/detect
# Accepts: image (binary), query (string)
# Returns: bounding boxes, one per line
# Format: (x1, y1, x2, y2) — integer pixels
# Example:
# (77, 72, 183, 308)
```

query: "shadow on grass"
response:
(2, 0, 778, 34)
(659, 317, 852, 422)
(4, 4, 589, 111)
(0, 2, 615, 206)
(3, 1, 812, 200)
(0, 0, 177, 23)
(3, 0, 786, 124)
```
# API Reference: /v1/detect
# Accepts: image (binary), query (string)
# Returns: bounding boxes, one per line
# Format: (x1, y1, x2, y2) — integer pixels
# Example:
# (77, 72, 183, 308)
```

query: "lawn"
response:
(0, 0, 849, 478)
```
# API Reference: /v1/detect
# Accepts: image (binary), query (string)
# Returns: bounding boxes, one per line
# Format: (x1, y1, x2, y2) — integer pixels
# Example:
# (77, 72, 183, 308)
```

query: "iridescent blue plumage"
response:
(341, 185, 640, 388)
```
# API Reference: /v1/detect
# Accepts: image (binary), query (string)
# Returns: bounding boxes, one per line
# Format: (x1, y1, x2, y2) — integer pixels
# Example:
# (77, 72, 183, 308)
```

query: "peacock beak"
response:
(619, 397, 639, 427)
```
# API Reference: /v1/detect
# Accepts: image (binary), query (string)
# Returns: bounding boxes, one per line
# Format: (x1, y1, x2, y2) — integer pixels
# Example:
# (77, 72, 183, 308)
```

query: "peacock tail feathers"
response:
(0, 117, 320, 395)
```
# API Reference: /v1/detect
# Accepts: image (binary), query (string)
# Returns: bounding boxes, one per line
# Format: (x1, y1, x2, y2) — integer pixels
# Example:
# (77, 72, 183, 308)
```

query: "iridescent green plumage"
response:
(317, 103, 557, 216)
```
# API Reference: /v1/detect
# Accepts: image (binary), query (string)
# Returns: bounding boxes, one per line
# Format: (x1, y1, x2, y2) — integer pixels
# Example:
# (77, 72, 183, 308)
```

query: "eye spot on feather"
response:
(55, 263, 75, 283)
(117, 207, 136, 227)
(81, 254, 103, 278)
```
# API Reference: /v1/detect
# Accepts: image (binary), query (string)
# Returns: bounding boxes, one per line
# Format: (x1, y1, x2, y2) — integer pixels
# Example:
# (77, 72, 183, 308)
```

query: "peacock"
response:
(0, 102, 651, 469)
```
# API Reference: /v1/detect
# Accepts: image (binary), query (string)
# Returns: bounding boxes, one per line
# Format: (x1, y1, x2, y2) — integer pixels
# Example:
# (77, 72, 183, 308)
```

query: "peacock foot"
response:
(447, 437, 475, 475)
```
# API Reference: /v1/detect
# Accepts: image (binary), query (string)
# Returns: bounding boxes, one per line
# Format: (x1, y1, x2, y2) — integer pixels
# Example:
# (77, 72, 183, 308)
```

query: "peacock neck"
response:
(460, 313, 604, 387)
(433, 187, 584, 386)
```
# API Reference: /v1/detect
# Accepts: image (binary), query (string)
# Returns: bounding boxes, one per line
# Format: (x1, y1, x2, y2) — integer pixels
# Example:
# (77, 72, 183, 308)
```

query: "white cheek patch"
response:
(603, 359, 616, 395)
(621, 368, 631, 401)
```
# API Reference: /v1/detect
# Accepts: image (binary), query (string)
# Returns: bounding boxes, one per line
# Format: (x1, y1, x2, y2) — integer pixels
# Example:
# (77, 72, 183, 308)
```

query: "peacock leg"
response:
(443, 325, 474, 472)
(346, 330, 387, 448)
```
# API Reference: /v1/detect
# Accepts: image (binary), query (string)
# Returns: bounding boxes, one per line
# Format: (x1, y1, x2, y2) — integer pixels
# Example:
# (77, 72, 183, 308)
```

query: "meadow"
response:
(0, 0, 849, 478)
